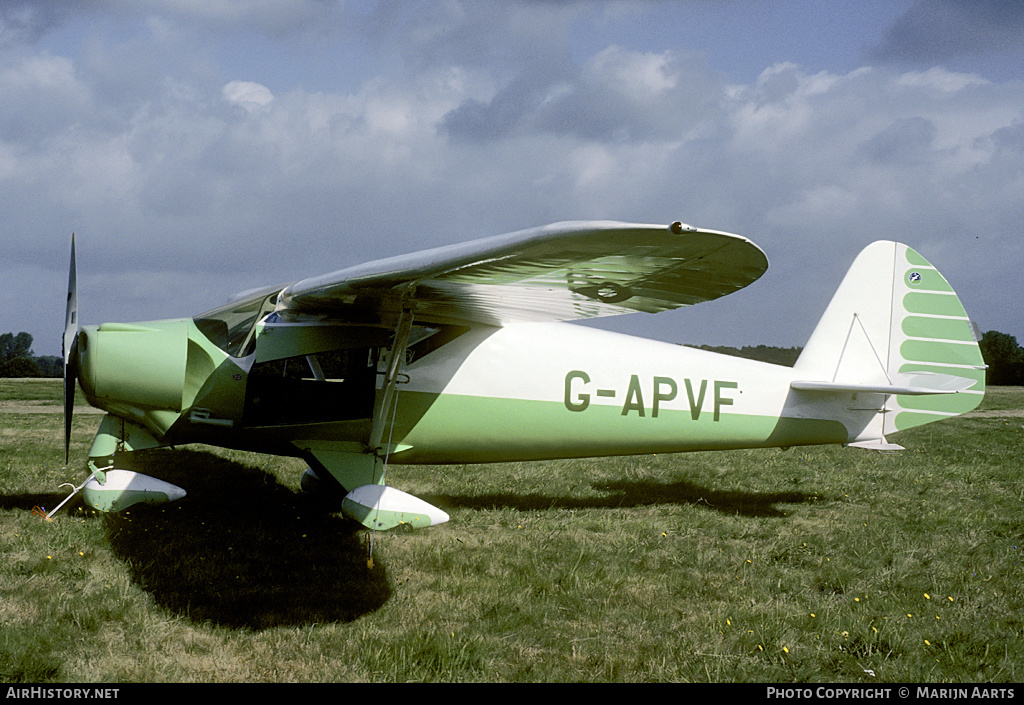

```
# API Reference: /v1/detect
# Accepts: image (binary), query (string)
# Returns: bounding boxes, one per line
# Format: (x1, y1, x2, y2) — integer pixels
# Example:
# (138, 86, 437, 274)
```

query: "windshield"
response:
(194, 287, 281, 357)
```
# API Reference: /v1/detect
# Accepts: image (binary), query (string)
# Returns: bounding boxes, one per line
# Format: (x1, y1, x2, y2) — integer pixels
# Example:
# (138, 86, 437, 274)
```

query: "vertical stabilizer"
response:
(792, 241, 985, 444)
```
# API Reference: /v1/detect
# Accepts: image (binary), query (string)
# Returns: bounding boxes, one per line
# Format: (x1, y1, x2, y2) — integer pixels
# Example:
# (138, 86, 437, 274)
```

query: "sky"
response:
(2, 0, 1022, 357)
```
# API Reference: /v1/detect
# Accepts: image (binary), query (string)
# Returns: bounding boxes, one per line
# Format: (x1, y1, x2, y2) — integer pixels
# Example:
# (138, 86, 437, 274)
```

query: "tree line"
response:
(978, 330, 1024, 386)
(0, 332, 62, 378)
(2, 329, 1023, 385)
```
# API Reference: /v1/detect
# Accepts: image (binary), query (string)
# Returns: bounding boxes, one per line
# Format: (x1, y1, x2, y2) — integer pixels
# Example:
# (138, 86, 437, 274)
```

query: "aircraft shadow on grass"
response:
(0, 490, 72, 513)
(0, 448, 391, 630)
(2, 448, 815, 629)
(428, 478, 815, 519)
(93, 448, 394, 630)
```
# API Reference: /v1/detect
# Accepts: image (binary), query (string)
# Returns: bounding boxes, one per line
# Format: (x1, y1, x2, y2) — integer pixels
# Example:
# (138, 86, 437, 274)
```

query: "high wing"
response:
(276, 221, 768, 326)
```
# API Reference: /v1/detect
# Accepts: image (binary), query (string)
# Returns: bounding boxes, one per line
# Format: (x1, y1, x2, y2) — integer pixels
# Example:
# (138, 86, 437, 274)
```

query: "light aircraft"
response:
(57, 221, 985, 529)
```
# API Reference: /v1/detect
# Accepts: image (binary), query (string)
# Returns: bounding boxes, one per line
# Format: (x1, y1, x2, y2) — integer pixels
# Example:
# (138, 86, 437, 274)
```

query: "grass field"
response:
(1, 379, 1022, 682)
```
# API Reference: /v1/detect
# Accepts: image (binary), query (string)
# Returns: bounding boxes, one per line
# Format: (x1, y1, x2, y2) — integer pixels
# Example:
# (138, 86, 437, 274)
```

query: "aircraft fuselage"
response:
(77, 312, 853, 471)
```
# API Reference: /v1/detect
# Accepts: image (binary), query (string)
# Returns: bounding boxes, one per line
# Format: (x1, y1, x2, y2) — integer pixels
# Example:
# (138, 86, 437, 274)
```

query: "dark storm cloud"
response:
(870, 0, 1024, 64)
(856, 117, 938, 166)
(0, 0, 81, 47)
(442, 45, 723, 143)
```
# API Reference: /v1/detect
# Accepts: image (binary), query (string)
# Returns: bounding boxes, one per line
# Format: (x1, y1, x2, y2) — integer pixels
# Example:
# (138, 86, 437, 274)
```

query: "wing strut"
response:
(297, 286, 448, 532)
(337, 289, 449, 534)
(366, 309, 412, 568)
(369, 298, 414, 455)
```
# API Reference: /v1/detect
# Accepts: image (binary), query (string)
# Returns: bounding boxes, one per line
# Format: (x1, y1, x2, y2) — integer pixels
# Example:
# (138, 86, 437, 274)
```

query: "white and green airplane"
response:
(58, 221, 985, 529)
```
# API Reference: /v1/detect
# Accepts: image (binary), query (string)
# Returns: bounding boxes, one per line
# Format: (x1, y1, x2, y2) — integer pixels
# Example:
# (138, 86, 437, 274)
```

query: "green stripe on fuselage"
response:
(392, 391, 847, 463)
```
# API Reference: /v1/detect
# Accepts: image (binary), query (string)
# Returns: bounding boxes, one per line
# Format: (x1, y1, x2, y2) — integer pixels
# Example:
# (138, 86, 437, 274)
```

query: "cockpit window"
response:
(194, 288, 280, 357)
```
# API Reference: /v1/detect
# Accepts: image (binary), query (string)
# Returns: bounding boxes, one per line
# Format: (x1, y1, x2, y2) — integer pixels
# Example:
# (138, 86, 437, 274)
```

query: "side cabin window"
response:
(245, 348, 379, 426)
(241, 323, 468, 427)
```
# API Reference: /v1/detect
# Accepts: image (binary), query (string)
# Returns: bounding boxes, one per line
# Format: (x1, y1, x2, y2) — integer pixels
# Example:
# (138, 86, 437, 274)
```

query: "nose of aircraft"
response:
(77, 319, 191, 412)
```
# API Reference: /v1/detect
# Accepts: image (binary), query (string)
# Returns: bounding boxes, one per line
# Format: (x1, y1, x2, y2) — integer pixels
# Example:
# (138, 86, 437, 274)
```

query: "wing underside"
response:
(276, 221, 768, 326)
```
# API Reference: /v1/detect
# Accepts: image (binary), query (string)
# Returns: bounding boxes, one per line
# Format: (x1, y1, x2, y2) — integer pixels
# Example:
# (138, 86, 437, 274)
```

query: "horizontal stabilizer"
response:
(342, 484, 449, 530)
(792, 371, 978, 396)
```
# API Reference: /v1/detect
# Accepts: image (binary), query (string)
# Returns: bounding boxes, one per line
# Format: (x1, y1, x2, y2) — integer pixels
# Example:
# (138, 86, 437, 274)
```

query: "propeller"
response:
(52, 235, 187, 516)
(63, 234, 78, 465)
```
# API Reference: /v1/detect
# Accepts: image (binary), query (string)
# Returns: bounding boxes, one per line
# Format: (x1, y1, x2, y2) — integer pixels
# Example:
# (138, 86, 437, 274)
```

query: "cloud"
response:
(870, 0, 1024, 65)
(441, 45, 722, 143)
(0, 54, 93, 143)
(102, 0, 347, 40)
(0, 0, 80, 48)
(223, 80, 274, 112)
(2, 1, 1023, 355)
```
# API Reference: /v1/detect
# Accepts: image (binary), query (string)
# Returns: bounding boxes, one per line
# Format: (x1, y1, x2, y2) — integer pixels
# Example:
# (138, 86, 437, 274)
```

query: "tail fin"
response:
(792, 241, 985, 448)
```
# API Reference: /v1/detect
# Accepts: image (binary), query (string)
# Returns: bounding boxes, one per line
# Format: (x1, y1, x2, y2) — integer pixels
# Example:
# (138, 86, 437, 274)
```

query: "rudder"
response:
(886, 244, 986, 432)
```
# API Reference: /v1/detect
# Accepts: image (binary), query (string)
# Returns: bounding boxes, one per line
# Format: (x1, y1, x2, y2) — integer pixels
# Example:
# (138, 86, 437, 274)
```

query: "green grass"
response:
(1, 379, 1022, 682)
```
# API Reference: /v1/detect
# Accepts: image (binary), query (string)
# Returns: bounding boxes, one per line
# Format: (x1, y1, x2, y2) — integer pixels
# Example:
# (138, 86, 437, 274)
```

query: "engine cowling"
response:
(77, 319, 190, 412)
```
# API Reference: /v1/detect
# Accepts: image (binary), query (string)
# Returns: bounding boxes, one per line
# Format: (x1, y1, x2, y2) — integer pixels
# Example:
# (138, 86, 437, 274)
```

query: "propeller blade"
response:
(63, 234, 78, 465)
